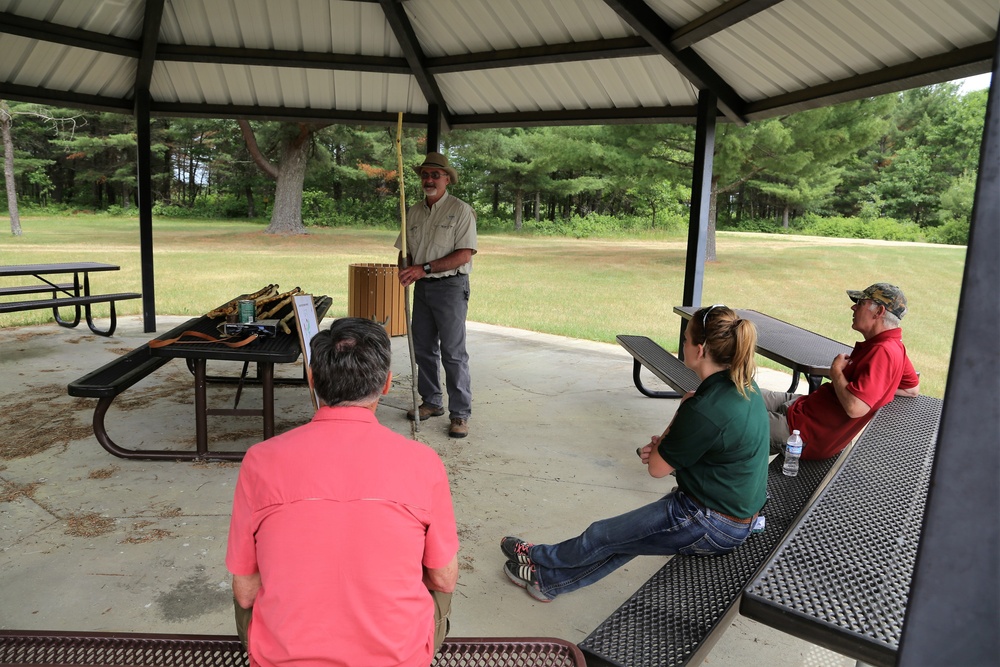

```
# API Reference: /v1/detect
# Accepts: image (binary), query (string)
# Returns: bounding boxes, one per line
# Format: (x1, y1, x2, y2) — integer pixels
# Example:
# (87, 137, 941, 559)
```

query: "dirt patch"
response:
(192, 460, 240, 469)
(0, 481, 40, 503)
(13, 330, 57, 343)
(120, 526, 174, 544)
(0, 384, 93, 460)
(88, 465, 120, 479)
(65, 512, 116, 537)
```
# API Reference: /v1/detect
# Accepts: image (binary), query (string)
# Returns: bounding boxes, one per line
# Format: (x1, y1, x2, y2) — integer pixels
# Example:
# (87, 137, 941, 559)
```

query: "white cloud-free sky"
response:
(956, 73, 992, 92)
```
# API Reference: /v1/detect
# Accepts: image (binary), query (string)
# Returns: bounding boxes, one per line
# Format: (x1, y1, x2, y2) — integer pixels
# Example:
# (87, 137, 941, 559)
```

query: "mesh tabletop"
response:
(579, 454, 838, 667)
(741, 395, 942, 667)
(0, 632, 585, 667)
(673, 307, 852, 376)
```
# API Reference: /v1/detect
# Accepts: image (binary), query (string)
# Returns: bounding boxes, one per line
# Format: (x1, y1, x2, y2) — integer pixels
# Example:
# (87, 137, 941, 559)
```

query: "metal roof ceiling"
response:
(0, 0, 995, 128)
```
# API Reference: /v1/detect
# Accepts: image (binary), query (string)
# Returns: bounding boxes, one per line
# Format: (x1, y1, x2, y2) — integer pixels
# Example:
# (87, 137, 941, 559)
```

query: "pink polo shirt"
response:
(226, 406, 459, 667)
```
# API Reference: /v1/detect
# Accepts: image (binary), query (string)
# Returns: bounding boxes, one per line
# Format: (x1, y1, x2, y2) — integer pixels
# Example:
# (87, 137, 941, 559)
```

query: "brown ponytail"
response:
(690, 306, 758, 398)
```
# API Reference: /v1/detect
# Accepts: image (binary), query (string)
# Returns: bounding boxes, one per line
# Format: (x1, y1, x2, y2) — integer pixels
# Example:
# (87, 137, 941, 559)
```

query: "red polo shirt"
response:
(788, 328, 919, 460)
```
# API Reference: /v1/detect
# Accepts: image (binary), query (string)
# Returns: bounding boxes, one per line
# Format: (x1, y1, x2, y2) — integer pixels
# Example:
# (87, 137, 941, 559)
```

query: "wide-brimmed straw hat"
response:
(413, 152, 458, 184)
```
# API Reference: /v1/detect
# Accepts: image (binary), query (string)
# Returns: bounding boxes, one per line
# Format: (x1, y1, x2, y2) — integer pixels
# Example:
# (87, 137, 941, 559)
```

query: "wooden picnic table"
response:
(674, 306, 853, 393)
(0, 262, 139, 336)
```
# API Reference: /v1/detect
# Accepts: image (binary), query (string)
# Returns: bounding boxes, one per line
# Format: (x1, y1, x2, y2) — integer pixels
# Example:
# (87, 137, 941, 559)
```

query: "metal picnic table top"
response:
(740, 394, 942, 666)
(674, 306, 853, 393)
(0, 262, 121, 277)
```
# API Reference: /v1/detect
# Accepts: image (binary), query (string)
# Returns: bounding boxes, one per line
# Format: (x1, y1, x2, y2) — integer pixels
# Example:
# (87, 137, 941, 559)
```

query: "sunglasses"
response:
(421, 171, 445, 180)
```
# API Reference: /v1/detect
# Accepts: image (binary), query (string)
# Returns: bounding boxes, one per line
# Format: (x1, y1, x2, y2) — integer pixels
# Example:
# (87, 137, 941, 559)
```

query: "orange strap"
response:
(148, 330, 259, 349)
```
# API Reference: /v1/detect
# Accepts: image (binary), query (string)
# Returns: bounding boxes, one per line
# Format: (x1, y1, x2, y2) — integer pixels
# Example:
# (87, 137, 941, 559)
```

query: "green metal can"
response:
(238, 300, 255, 323)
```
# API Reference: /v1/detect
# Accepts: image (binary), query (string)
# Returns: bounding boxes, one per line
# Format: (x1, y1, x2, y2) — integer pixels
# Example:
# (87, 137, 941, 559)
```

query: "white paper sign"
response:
(292, 294, 321, 410)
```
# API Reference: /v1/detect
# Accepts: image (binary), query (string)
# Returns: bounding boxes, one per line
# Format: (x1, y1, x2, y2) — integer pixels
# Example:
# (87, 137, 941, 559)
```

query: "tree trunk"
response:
(514, 188, 523, 230)
(782, 204, 790, 228)
(1, 102, 22, 236)
(706, 179, 719, 262)
(238, 120, 325, 235)
(245, 185, 256, 217)
(266, 131, 310, 235)
(534, 191, 541, 222)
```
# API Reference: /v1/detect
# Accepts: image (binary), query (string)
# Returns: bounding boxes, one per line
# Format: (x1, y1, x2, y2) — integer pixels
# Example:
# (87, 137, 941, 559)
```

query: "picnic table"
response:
(69, 294, 332, 461)
(674, 306, 853, 393)
(149, 296, 332, 459)
(740, 395, 942, 666)
(0, 262, 140, 336)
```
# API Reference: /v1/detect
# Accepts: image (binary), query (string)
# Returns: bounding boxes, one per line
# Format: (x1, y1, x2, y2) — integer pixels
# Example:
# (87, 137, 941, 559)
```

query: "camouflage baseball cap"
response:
(847, 283, 907, 319)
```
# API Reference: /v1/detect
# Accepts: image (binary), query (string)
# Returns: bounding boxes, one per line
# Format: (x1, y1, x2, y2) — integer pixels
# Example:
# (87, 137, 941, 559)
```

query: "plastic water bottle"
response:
(782, 430, 803, 477)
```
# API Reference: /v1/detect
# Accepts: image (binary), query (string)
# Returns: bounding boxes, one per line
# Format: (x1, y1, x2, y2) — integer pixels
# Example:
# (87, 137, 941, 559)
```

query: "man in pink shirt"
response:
(226, 318, 459, 667)
(762, 283, 920, 460)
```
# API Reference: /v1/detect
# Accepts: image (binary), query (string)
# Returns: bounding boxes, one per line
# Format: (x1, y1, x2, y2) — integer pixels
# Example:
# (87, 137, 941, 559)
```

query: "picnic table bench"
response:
(0, 262, 140, 336)
(0, 631, 586, 666)
(68, 318, 200, 460)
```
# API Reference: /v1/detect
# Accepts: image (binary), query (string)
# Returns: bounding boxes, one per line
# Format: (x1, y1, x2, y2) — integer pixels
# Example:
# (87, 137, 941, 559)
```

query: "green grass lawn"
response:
(2, 215, 964, 397)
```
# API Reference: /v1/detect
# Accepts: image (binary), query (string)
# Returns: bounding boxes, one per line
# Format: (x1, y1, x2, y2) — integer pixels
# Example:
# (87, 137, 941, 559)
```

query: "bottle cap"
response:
(792, 429, 800, 435)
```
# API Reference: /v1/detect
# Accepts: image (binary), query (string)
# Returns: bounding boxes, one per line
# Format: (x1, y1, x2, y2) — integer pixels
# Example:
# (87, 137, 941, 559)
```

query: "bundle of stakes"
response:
(206, 285, 305, 334)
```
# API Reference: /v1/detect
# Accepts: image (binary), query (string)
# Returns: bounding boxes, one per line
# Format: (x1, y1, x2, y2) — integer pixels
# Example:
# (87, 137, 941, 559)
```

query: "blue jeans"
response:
(528, 490, 752, 599)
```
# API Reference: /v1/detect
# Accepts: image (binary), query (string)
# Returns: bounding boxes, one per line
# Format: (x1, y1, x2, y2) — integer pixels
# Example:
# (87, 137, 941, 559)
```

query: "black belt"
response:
(424, 273, 463, 281)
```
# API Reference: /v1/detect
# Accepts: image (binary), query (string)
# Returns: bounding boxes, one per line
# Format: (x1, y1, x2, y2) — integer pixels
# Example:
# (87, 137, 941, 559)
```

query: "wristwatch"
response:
(422, 263, 432, 274)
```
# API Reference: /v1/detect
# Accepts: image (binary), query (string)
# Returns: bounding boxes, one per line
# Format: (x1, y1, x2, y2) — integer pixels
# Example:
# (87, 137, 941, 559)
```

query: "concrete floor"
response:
(0, 316, 852, 666)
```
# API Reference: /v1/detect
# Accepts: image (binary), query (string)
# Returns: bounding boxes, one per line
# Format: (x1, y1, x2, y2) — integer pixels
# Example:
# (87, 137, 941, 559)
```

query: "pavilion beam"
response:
(602, 0, 748, 124)
(671, 0, 784, 50)
(0, 11, 137, 57)
(745, 41, 997, 120)
(426, 36, 654, 74)
(426, 105, 441, 153)
(156, 44, 410, 74)
(896, 27, 1000, 667)
(679, 89, 717, 354)
(378, 0, 452, 131)
(150, 102, 426, 126)
(134, 0, 164, 333)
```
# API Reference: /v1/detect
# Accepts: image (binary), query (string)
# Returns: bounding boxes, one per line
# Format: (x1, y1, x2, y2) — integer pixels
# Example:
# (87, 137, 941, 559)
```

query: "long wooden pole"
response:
(396, 113, 420, 434)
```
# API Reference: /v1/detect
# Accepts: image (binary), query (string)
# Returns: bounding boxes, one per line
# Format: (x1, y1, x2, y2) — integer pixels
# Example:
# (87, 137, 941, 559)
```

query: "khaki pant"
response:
(761, 388, 799, 454)
(235, 590, 453, 657)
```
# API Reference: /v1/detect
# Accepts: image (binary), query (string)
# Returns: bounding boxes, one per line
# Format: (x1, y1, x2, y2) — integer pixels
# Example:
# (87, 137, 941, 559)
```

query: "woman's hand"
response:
(638, 435, 661, 465)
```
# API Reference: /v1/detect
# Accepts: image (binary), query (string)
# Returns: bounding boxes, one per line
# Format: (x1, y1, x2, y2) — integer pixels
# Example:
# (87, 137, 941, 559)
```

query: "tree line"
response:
(1, 82, 987, 246)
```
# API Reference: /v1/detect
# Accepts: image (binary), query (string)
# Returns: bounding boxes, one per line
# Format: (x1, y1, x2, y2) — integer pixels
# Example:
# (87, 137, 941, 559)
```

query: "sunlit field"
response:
(2, 216, 964, 397)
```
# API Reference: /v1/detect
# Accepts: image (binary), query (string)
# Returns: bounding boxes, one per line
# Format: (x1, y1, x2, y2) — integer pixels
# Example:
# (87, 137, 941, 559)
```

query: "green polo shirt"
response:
(657, 371, 769, 519)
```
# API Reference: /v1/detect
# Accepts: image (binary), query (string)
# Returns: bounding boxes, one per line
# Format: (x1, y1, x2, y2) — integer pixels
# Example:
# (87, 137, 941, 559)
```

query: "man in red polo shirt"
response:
(226, 318, 459, 667)
(762, 283, 920, 460)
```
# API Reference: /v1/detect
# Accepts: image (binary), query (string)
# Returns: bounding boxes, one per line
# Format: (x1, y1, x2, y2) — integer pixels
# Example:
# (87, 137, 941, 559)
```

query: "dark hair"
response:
(309, 318, 391, 407)
(688, 306, 758, 398)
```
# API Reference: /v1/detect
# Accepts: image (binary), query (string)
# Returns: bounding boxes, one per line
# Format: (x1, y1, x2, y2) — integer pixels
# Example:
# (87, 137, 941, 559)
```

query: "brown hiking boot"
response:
(407, 403, 445, 421)
(448, 418, 469, 439)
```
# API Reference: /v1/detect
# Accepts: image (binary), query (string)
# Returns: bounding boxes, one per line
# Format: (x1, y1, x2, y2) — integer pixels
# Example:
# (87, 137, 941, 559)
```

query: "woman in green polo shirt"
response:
(501, 305, 769, 601)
